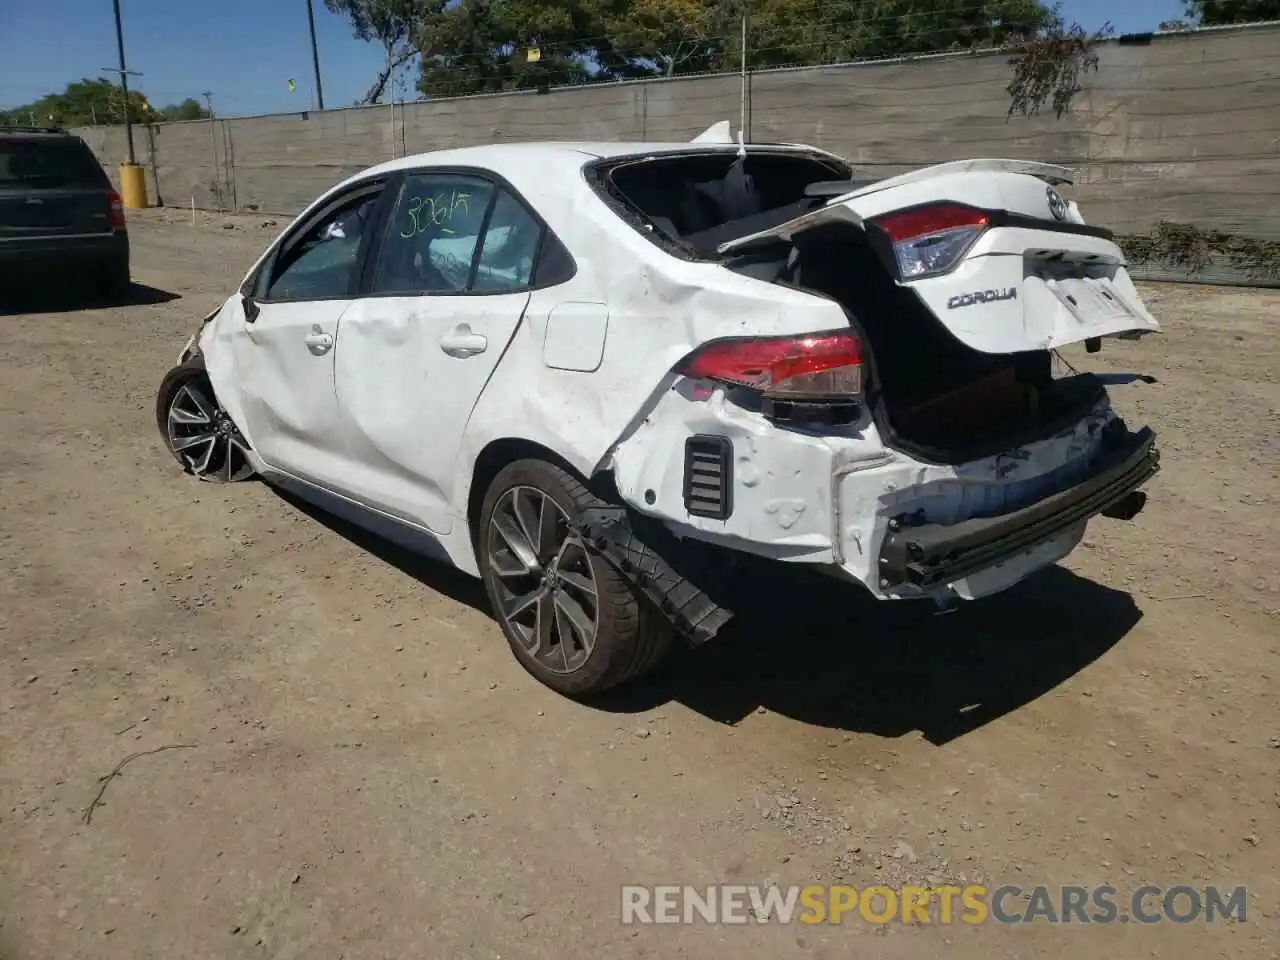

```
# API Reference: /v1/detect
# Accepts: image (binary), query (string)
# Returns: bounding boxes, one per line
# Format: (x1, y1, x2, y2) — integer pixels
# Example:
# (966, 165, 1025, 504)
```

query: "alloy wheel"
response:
(166, 379, 253, 482)
(486, 485, 599, 674)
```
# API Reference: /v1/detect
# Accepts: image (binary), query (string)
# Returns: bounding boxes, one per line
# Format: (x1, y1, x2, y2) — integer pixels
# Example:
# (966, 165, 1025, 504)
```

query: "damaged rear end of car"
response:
(587, 147, 1161, 623)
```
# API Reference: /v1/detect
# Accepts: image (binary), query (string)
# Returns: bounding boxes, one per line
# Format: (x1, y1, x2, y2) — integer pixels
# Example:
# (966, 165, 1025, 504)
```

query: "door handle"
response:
(440, 324, 488, 358)
(304, 330, 334, 352)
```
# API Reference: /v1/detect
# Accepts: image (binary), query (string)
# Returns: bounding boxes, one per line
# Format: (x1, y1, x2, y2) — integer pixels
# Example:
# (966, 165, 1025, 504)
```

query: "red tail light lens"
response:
(872, 203, 988, 280)
(107, 190, 126, 228)
(678, 330, 863, 399)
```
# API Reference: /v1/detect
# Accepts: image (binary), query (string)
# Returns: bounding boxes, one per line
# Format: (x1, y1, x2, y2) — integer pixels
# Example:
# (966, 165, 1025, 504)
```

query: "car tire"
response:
(155, 356, 255, 482)
(478, 458, 673, 697)
(97, 258, 130, 300)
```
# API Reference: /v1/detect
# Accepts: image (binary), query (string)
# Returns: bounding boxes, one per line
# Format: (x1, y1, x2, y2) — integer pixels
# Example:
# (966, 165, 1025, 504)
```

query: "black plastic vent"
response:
(683, 435, 733, 520)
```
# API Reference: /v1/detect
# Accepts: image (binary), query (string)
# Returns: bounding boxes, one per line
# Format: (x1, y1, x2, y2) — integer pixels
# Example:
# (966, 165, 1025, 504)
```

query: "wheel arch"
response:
(465, 440, 588, 545)
(464, 436, 617, 553)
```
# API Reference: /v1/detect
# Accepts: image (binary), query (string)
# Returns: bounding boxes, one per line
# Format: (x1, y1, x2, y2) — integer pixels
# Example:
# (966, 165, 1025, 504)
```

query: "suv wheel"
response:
(478, 459, 673, 696)
(97, 258, 130, 300)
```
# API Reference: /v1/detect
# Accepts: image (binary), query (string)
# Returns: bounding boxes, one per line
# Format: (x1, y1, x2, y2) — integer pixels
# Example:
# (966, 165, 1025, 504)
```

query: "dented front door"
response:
(225, 184, 384, 487)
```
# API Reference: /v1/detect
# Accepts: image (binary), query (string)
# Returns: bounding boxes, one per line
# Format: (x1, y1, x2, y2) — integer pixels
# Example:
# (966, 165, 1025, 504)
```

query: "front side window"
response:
(371, 174, 496, 295)
(265, 188, 381, 301)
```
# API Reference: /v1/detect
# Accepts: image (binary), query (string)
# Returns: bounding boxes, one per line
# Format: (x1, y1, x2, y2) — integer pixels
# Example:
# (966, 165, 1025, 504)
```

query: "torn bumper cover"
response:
(574, 506, 734, 645)
(879, 425, 1160, 592)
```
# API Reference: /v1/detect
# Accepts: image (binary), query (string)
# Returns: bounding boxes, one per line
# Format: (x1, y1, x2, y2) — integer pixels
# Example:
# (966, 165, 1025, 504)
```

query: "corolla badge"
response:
(1046, 186, 1069, 221)
(947, 288, 1018, 309)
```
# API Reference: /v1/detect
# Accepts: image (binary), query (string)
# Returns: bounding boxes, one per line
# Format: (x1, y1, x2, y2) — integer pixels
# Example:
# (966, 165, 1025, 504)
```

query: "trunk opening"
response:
(737, 221, 1106, 464)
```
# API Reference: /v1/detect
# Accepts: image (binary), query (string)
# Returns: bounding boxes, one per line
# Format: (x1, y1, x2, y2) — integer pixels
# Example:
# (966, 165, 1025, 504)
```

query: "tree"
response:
(400, 0, 1068, 97)
(1005, 17, 1114, 119)
(154, 98, 211, 122)
(325, 0, 435, 103)
(723, 0, 1059, 71)
(0, 78, 153, 127)
(1182, 0, 1280, 24)
(324, 0, 1089, 103)
(0, 80, 213, 128)
(589, 0, 727, 77)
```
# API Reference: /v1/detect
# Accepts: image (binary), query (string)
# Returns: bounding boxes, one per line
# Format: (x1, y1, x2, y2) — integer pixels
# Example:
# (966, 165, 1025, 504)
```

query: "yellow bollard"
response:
(118, 163, 149, 210)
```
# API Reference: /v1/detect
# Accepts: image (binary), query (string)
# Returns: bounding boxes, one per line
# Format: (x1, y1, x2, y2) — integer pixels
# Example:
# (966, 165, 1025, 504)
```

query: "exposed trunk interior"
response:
(594, 150, 1109, 463)
(731, 221, 1106, 463)
(590, 150, 873, 257)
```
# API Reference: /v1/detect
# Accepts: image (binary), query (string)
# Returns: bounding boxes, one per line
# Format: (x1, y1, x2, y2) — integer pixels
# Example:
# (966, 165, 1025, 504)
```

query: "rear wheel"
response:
(478, 459, 672, 696)
(155, 357, 254, 482)
(96, 257, 130, 300)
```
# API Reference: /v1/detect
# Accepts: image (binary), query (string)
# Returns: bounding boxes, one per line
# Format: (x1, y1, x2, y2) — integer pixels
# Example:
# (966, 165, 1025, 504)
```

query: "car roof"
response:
(359, 140, 835, 180)
(0, 128, 82, 141)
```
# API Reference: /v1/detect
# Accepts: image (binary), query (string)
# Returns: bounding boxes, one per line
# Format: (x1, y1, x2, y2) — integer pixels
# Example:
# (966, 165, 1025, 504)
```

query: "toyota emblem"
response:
(1046, 187, 1069, 221)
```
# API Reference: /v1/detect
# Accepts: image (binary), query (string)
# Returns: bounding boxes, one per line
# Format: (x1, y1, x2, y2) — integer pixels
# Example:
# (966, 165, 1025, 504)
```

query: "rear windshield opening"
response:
(593, 150, 859, 257)
(0, 138, 109, 190)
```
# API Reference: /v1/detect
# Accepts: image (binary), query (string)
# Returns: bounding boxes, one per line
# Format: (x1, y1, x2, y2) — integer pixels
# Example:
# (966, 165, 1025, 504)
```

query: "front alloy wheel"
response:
(156, 359, 254, 482)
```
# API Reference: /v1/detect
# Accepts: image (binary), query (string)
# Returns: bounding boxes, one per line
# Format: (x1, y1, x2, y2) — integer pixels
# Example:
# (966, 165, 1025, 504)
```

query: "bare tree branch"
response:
(363, 48, 419, 104)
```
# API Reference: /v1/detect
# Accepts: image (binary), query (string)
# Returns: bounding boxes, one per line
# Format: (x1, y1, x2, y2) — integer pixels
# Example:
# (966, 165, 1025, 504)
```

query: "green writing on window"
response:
(400, 190, 473, 238)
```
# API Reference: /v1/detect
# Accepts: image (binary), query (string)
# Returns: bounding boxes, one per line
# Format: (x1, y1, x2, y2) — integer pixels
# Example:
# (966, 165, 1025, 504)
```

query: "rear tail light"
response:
(107, 190, 126, 228)
(872, 203, 988, 280)
(677, 329, 863, 400)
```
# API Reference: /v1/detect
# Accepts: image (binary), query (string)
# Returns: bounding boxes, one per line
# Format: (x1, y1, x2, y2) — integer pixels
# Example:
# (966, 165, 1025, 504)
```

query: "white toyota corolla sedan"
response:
(156, 130, 1162, 696)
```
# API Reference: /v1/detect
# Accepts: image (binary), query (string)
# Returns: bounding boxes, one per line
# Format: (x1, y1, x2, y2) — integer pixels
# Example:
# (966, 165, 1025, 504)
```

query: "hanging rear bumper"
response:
(878, 425, 1159, 592)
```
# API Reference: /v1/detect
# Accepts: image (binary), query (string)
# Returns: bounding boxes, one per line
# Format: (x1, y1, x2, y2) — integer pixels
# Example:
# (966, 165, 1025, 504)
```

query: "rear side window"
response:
(370, 173, 496, 295)
(472, 189, 543, 292)
(368, 171, 564, 296)
(0, 138, 109, 190)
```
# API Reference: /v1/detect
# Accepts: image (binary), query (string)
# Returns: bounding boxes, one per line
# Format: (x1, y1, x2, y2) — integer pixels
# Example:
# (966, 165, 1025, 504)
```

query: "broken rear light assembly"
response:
(677, 329, 863, 424)
(107, 190, 126, 229)
(871, 203, 989, 280)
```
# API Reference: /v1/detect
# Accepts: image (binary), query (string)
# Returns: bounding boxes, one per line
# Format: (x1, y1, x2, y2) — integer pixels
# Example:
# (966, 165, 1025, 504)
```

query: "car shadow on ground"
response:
(272, 486, 1140, 746)
(272, 487, 492, 614)
(0, 281, 179, 316)
(596, 565, 1141, 745)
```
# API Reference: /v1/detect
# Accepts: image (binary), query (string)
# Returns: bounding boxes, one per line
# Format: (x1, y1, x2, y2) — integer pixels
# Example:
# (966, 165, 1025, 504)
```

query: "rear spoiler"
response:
(837, 159, 1074, 192)
(717, 158, 1077, 256)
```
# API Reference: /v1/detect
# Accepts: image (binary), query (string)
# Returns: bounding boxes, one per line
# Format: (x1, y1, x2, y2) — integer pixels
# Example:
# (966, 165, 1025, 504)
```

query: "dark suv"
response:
(0, 127, 130, 296)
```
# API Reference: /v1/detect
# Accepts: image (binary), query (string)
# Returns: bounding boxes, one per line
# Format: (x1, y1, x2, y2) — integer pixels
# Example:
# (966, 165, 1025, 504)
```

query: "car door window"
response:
(472, 190, 544, 292)
(371, 174, 496, 295)
(265, 190, 381, 301)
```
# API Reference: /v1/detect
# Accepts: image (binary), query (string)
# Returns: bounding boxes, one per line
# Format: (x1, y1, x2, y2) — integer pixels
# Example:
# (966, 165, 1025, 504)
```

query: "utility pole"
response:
(202, 90, 222, 208)
(739, 1, 749, 143)
(110, 0, 137, 163)
(305, 0, 325, 110)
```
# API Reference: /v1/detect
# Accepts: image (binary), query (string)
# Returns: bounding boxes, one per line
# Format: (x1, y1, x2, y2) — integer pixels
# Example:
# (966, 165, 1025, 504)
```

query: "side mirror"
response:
(243, 294, 260, 323)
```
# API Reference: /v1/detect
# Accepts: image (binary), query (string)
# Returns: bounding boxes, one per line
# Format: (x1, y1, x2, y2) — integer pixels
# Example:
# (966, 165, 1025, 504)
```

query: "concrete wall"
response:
(75, 24, 1280, 243)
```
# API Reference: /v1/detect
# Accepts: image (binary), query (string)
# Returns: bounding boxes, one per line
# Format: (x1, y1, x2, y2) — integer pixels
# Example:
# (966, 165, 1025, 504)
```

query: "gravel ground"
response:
(1, 208, 1277, 959)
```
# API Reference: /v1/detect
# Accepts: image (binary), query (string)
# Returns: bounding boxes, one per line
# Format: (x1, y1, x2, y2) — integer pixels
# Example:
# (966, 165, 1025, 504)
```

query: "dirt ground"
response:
(1, 208, 1277, 960)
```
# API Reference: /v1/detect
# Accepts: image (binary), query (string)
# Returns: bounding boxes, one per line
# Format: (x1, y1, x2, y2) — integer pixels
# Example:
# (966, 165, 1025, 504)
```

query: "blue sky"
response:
(1, 0, 1187, 117)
